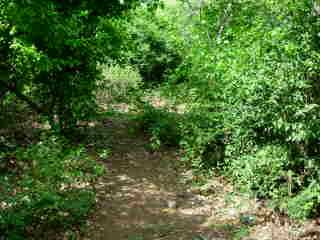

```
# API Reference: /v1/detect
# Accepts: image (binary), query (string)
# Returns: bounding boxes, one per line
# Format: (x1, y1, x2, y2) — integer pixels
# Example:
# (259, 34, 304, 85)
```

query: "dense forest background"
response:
(1, 0, 320, 239)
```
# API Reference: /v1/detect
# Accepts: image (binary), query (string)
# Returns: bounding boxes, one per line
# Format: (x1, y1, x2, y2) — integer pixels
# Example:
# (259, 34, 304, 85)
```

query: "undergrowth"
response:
(0, 136, 105, 239)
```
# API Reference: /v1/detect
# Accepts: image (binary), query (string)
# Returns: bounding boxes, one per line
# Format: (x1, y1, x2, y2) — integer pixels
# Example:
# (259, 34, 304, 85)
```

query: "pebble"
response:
(167, 199, 177, 209)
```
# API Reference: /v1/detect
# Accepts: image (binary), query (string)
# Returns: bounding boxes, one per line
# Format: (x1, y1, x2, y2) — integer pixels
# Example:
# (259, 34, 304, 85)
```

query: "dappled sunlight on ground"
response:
(79, 115, 304, 240)
(80, 117, 228, 239)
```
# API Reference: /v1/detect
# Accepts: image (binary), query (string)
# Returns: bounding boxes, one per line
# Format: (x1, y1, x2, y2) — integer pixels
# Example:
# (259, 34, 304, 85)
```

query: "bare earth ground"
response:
(79, 115, 317, 240)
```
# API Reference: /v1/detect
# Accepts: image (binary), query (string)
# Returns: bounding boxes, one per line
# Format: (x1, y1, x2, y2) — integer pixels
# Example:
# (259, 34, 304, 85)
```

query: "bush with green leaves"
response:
(148, 0, 320, 218)
(0, 136, 105, 239)
(179, 108, 225, 169)
(120, 5, 183, 85)
(288, 182, 320, 219)
(96, 63, 143, 106)
(135, 103, 181, 149)
(169, 0, 320, 153)
(227, 145, 293, 199)
(0, 0, 139, 133)
(134, 100, 226, 169)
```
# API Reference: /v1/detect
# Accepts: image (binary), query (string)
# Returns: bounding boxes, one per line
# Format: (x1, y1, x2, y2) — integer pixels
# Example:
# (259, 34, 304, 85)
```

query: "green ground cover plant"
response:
(0, 136, 104, 239)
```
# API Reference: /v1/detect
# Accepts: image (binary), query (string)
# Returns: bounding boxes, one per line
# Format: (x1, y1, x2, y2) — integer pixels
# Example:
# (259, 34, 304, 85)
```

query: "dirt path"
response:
(80, 116, 305, 240)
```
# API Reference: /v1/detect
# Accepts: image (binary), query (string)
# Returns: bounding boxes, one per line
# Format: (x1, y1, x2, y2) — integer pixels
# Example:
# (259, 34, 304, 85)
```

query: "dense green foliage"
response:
(1, 1, 320, 237)
(0, 0, 138, 133)
(0, 136, 104, 239)
(0, 1, 137, 238)
(119, 5, 183, 85)
(135, 102, 181, 149)
(97, 63, 143, 106)
(180, 0, 320, 218)
(125, 0, 320, 219)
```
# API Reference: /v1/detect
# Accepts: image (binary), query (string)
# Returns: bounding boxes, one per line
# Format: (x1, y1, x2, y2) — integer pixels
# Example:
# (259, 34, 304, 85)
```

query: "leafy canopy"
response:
(0, 0, 139, 133)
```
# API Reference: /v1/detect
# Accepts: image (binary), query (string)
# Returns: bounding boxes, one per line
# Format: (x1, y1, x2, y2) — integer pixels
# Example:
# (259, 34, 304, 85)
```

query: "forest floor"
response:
(76, 111, 314, 240)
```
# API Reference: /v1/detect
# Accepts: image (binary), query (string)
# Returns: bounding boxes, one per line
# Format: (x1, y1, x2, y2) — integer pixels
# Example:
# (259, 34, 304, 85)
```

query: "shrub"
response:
(1, 0, 139, 133)
(228, 145, 292, 199)
(96, 63, 143, 106)
(121, 6, 183, 85)
(135, 103, 181, 149)
(288, 182, 320, 219)
(160, 0, 320, 218)
(179, 109, 225, 169)
(0, 136, 104, 239)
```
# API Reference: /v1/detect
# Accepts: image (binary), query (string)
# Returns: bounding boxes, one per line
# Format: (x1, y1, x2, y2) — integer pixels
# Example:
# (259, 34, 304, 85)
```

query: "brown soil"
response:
(79, 116, 310, 240)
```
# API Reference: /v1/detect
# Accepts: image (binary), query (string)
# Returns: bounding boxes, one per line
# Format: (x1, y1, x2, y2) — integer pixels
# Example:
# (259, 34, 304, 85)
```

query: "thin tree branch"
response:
(216, 3, 233, 41)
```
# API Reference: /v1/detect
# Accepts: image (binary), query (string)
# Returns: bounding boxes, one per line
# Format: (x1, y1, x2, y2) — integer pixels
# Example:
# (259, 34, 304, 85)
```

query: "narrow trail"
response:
(80, 116, 303, 240)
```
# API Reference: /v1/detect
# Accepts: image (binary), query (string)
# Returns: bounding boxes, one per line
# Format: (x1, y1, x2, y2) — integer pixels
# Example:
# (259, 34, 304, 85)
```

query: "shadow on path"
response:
(79, 116, 233, 240)
(79, 115, 299, 240)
